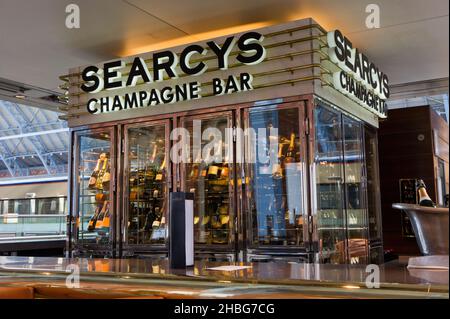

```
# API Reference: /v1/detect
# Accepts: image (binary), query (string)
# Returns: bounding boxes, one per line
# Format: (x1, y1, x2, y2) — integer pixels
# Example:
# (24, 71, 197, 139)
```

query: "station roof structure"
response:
(0, 99, 68, 184)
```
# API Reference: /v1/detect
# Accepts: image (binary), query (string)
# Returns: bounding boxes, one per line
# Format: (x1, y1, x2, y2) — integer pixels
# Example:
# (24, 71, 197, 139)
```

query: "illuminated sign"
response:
(327, 29, 389, 118)
(80, 32, 266, 114)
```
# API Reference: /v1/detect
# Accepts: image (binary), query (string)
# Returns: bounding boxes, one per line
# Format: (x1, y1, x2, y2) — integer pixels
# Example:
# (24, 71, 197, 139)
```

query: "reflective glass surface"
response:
(314, 106, 346, 263)
(183, 115, 233, 245)
(246, 107, 304, 246)
(76, 131, 112, 245)
(0, 197, 66, 215)
(314, 105, 369, 264)
(342, 116, 368, 263)
(126, 124, 168, 245)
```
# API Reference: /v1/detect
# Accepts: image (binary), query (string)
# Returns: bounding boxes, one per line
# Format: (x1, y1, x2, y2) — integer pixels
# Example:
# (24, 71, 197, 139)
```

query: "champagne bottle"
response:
(220, 166, 229, 178)
(416, 179, 436, 207)
(200, 164, 208, 178)
(88, 205, 102, 231)
(285, 209, 291, 221)
(210, 139, 225, 179)
(155, 156, 165, 181)
(152, 207, 162, 228)
(190, 148, 202, 179)
(149, 145, 158, 163)
(284, 133, 296, 164)
(272, 143, 284, 179)
(93, 158, 101, 172)
(190, 165, 199, 179)
(96, 158, 108, 190)
(95, 201, 109, 229)
(207, 163, 220, 179)
(102, 206, 111, 228)
(159, 200, 167, 227)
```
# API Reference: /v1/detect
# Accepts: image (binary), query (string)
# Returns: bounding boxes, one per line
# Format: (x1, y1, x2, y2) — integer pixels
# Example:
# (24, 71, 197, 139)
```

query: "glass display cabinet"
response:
(243, 103, 308, 260)
(68, 100, 377, 264)
(180, 112, 235, 258)
(63, 17, 388, 264)
(122, 120, 171, 254)
(342, 116, 368, 264)
(313, 103, 369, 264)
(72, 128, 115, 256)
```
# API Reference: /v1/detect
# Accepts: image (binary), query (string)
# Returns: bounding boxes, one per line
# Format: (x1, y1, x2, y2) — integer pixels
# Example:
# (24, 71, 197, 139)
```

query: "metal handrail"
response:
(0, 214, 67, 218)
(0, 235, 66, 243)
(0, 213, 67, 239)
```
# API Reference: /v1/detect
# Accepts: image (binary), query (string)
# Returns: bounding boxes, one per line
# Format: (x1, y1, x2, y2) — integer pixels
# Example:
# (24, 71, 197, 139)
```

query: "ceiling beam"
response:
(36, 106, 68, 148)
(0, 121, 63, 135)
(0, 140, 14, 157)
(0, 154, 14, 176)
(3, 150, 68, 161)
(0, 128, 69, 141)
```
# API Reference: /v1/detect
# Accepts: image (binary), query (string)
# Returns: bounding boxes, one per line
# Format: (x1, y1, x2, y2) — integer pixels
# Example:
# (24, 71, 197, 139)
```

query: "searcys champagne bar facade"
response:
(62, 18, 388, 264)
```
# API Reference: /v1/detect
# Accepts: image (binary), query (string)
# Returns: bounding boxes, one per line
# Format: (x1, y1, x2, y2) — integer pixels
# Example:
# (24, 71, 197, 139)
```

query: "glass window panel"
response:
(343, 116, 368, 264)
(126, 124, 168, 245)
(7, 201, 14, 214)
(314, 106, 346, 263)
(76, 131, 112, 245)
(183, 115, 232, 245)
(14, 199, 31, 215)
(37, 198, 64, 215)
(246, 107, 304, 247)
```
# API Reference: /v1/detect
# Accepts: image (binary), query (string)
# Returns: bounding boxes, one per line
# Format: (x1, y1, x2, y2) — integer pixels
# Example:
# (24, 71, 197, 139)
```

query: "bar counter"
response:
(0, 256, 448, 299)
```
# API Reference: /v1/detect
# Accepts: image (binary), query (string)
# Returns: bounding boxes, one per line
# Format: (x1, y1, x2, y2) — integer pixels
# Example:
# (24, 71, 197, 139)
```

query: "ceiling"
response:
(0, 0, 448, 94)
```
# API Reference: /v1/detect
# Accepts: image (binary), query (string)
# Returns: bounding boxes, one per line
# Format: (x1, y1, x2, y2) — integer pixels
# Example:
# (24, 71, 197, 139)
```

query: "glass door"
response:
(244, 103, 307, 253)
(73, 128, 115, 251)
(123, 120, 170, 251)
(313, 106, 346, 263)
(180, 112, 234, 250)
(342, 116, 368, 264)
(313, 104, 369, 264)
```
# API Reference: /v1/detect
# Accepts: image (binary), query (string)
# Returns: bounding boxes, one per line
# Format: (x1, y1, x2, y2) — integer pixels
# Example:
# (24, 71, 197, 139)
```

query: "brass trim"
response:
(65, 75, 330, 117)
(66, 62, 322, 107)
(59, 24, 327, 79)
(66, 47, 328, 98)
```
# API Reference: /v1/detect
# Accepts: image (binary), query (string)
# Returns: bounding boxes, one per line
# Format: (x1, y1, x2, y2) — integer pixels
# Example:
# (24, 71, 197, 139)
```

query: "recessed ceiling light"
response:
(15, 94, 26, 99)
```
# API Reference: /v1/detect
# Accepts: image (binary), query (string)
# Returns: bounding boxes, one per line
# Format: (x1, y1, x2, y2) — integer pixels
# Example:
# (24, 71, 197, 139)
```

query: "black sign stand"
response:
(169, 192, 194, 269)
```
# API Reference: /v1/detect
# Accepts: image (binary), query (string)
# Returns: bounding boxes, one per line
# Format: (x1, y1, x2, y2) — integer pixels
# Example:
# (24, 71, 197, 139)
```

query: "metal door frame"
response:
(178, 110, 237, 260)
(120, 119, 172, 256)
(70, 126, 117, 257)
(240, 100, 310, 261)
(311, 97, 370, 264)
